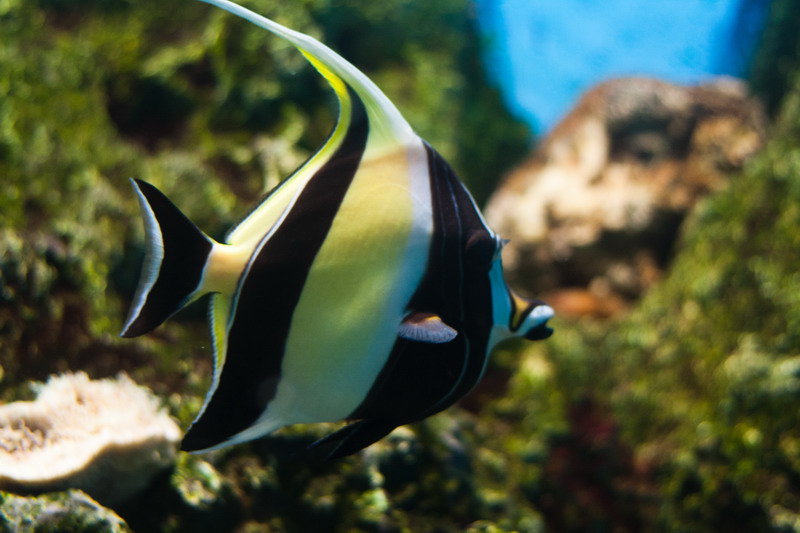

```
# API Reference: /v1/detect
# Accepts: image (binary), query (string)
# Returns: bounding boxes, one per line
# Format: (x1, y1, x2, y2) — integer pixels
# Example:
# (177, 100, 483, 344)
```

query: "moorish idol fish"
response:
(121, 0, 554, 459)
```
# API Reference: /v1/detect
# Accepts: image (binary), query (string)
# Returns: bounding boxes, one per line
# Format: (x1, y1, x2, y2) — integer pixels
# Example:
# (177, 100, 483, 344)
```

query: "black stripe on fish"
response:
(425, 145, 496, 414)
(333, 144, 495, 457)
(121, 180, 213, 338)
(181, 91, 370, 452)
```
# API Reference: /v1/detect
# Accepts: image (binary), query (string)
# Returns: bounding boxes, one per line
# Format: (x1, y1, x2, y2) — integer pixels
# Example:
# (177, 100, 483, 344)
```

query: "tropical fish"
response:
(121, 0, 554, 459)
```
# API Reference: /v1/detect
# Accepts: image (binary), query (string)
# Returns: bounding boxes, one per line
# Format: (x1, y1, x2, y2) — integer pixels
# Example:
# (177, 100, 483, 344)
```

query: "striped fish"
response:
(121, 0, 554, 459)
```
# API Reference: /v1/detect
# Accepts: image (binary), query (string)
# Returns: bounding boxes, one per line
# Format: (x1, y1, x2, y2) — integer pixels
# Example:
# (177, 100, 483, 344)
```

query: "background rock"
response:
(485, 77, 766, 316)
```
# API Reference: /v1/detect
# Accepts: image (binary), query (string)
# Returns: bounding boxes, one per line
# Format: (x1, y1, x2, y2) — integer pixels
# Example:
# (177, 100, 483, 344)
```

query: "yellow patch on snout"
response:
(510, 290, 531, 332)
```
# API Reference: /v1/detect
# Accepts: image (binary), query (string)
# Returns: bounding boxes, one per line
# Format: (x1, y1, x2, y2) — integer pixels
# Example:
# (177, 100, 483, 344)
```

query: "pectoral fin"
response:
(398, 312, 458, 344)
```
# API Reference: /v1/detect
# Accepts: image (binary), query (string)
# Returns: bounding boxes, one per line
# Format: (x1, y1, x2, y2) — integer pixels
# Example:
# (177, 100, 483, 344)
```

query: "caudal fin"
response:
(121, 179, 214, 338)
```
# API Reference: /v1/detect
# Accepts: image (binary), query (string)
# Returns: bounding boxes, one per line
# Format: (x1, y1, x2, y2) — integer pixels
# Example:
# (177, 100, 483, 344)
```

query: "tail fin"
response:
(120, 179, 214, 338)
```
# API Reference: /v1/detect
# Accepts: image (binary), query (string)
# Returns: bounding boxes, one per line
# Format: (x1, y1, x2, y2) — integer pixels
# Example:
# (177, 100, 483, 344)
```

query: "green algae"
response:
(0, 490, 131, 533)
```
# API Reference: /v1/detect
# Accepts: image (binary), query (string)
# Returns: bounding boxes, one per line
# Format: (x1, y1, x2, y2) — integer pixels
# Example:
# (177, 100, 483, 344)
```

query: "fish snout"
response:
(522, 302, 555, 341)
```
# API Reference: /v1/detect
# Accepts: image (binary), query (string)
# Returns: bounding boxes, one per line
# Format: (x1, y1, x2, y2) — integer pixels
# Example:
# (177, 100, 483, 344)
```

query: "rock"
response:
(485, 77, 766, 314)
(0, 489, 131, 532)
(0, 372, 181, 506)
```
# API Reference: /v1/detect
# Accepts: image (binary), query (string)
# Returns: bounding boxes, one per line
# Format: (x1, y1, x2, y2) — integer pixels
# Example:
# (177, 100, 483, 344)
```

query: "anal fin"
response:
(307, 419, 399, 460)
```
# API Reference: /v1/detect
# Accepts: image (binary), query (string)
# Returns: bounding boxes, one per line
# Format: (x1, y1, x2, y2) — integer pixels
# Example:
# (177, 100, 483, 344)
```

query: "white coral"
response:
(0, 372, 181, 505)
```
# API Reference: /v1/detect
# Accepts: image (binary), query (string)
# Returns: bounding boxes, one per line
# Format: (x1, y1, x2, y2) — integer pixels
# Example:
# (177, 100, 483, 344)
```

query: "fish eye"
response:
(465, 232, 498, 272)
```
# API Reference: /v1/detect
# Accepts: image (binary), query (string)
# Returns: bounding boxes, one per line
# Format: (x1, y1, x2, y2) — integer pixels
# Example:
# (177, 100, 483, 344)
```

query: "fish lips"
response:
(522, 301, 554, 341)
(524, 322, 554, 341)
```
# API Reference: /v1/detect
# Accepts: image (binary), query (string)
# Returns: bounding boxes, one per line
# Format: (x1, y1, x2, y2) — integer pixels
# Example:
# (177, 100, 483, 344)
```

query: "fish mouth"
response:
(524, 304, 554, 341)
(525, 323, 554, 341)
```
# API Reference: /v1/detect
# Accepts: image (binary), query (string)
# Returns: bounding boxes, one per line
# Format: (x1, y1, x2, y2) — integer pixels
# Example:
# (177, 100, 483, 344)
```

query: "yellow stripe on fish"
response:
(120, 0, 554, 459)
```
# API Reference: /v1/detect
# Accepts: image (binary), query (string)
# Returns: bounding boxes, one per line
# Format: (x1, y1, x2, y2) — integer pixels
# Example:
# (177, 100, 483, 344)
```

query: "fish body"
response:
(121, 0, 554, 458)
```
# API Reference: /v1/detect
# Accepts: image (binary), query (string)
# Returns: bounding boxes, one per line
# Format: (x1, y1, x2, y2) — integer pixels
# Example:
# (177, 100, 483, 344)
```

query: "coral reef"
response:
(0, 373, 180, 506)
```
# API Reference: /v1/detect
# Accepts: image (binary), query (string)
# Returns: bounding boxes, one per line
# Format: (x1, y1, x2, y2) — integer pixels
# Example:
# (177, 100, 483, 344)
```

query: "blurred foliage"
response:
(113, 418, 549, 532)
(749, 0, 800, 117)
(0, 490, 131, 532)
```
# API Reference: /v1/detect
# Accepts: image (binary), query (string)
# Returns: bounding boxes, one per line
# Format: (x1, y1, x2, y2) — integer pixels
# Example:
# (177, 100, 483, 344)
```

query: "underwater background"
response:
(476, 0, 770, 132)
(1, 0, 800, 531)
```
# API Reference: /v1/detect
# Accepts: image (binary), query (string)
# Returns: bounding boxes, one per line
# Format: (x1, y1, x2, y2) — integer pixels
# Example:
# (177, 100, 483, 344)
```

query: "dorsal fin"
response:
(205, 0, 421, 247)
(199, 0, 415, 147)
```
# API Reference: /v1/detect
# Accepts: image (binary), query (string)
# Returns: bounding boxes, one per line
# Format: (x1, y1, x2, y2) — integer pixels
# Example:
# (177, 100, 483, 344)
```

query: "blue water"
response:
(475, 0, 770, 133)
